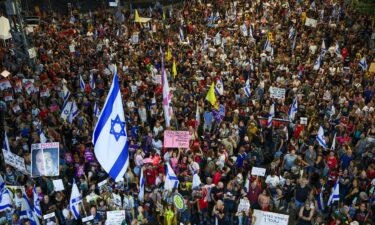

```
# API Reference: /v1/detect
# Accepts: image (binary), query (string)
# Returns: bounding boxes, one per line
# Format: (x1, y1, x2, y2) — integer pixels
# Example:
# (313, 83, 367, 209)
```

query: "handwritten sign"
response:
(237, 198, 250, 212)
(164, 131, 192, 148)
(253, 210, 289, 225)
(131, 33, 139, 44)
(269, 87, 286, 99)
(251, 167, 266, 176)
(106, 210, 125, 225)
(2, 149, 26, 172)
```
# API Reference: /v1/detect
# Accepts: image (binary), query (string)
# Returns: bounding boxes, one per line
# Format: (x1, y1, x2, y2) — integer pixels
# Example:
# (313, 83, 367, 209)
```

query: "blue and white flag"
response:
(92, 69, 129, 182)
(316, 126, 328, 149)
(67, 100, 79, 124)
(335, 42, 341, 57)
(267, 104, 275, 128)
(38, 129, 48, 143)
(264, 38, 272, 52)
(215, 79, 224, 96)
(244, 79, 251, 97)
(288, 26, 295, 40)
(89, 73, 95, 90)
(33, 187, 42, 218)
(241, 23, 248, 36)
(321, 40, 327, 56)
(0, 175, 13, 212)
(192, 170, 202, 189)
(69, 180, 82, 219)
(359, 57, 368, 71)
(202, 33, 208, 51)
(138, 167, 145, 202)
(164, 163, 179, 191)
(179, 27, 184, 42)
(60, 100, 72, 121)
(288, 97, 298, 121)
(150, 96, 156, 109)
(249, 25, 253, 37)
(292, 34, 297, 50)
(2, 131, 10, 151)
(317, 188, 325, 211)
(327, 180, 340, 206)
(79, 75, 85, 92)
(313, 54, 322, 71)
(20, 194, 40, 225)
(62, 84, 70, 104)
(94, 102, 100, 118)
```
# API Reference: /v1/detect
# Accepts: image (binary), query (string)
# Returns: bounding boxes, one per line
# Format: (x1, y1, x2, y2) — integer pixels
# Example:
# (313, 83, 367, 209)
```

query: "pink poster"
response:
(163, 130, 192, 148)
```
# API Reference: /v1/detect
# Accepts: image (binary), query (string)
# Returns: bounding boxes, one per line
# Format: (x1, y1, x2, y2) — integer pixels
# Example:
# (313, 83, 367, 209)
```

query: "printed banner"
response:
(163, 131, 192, 148)
(31, 142, 60, 177)
(251, 167, 266, 176)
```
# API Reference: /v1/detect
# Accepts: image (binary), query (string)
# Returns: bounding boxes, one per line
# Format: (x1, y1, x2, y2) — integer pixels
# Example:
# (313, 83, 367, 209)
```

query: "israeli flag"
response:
(20, 194, 40, 225)
(327, 180, 340, 206)
(292, 34, 297, 50)
(317, 189, 325, 211)
(138, 167, 145, 202)
(264, 38, 272, 52)
(202, 33, 208, 51)
(69, 180, 82, 219)
(359, 57, 367, 71)
(33, 187, 42, 218)
(3, 131, 10, 151)
(79, 75, 85, 92)
(330, 105, 336, 120)
(89, 73, 95, 90)
(38, 129, 48, 143)
(267, 104, 275, 128)
(62, 84, 70, 104)
(288, 26, 295, 40)
(215, 79, 224, 96)
(313, 54, 322, 71)
(321, 40, 327, 56)
(179, 27, 184, 42)
(244, 79, 251, 97)
(316, 126, 328, 149)
(150, 96, 156, 110)
(0, 175, 13, 212)
(94, 102, 100, 118)
(93, 69, 129, 182)
(164, 163, 179, 191)
(192, 170, 202, 189)
(288, 97, 298, 121)
(60, 101, 72, 121)
(67, 100, 79, 124)
(335, 42, 341, 57)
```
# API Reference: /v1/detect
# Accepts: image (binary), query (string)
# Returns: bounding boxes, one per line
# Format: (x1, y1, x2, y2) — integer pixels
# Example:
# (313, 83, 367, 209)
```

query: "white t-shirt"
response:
(265, 175, 280, 188)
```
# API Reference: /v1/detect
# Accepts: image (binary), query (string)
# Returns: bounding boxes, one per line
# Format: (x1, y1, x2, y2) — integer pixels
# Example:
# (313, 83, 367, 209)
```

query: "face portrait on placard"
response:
(32, 148, 59, 177)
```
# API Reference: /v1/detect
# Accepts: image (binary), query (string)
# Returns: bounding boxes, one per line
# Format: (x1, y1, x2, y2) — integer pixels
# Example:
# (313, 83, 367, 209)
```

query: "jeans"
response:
(295, 199, 304, 210)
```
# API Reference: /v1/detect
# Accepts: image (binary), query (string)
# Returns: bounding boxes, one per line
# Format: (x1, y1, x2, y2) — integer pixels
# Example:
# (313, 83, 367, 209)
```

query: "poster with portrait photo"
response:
(31, 142, 60, 177)
(44, 212, 58, 225)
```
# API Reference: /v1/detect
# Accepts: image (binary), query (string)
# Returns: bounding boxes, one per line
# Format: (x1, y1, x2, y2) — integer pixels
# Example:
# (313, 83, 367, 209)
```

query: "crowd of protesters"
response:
(0, 0, 374, 224)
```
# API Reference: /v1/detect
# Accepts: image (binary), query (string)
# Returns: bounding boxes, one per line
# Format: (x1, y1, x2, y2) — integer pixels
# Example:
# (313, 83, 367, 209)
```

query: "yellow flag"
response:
(167, 49, 172, 61)
(172, 61, 177, 78)
(163, 9, 166, 20)
(206, 83, 218, 108)
(135, 10, 142, 22)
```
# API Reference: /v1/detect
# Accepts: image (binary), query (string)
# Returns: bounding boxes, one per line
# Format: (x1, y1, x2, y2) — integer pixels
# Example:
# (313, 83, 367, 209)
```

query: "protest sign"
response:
(237, 198, 250, 212)
(172, 193, 186, 212)
(253, 210, 289, 225)
(44, 212, 57, 225)
(112, 193, 122, 207)
(305, 17, 317, 28)
(269, 87, 286, 99)
(82, 215, 94, 225)
(131, 33, 139, 44)
(251, 167, 266, 176)
(164, 131, 192, 148)
(2, 149, 26, 172)
(300, 117, 308, 125)
(53, 179, 65, 191)
(31, 142, 60, 177)
(155, 75, 162, 84)
(106, 210, 125, 225)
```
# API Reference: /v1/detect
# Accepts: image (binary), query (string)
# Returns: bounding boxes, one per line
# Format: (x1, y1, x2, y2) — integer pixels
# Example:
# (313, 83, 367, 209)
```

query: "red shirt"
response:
(212, 171, 222, 185)
(145, 168, 158, 187)
(326, 156, 338, 170)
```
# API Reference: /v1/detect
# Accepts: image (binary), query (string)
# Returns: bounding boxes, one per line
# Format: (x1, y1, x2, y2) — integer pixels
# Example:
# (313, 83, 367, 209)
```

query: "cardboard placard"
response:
(251, 167, 266, 176)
